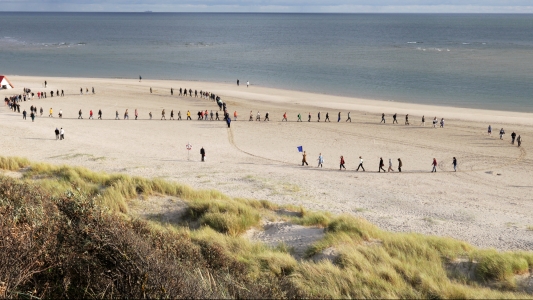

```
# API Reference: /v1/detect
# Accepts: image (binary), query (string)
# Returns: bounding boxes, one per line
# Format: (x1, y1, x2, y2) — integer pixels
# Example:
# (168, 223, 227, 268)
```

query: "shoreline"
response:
(6, 74, 533, 126)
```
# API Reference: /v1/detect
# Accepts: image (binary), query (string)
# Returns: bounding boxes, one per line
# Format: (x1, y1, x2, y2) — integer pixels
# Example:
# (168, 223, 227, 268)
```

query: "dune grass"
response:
(1, 156, 533, 298)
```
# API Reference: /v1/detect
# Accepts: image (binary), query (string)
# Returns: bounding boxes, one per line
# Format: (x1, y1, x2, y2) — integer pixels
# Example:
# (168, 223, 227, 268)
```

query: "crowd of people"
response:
(2, 80, 525, 172)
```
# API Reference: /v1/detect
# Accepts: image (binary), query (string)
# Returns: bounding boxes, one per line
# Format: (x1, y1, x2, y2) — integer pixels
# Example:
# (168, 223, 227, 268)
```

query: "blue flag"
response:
(297, 146, 303, 152)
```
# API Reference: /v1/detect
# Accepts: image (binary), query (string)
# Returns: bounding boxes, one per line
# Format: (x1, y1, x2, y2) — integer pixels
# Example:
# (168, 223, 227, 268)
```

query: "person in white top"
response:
(387, 158, 394, 172)
(317, 153, 324, 168)
(60, 128, 65, 140)
(356, 156, 365, 171)
(247, 81, 249, 88)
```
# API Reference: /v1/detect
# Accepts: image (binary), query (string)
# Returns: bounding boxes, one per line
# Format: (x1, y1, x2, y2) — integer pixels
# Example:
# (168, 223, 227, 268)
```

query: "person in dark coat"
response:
(200, 147, 206, 162)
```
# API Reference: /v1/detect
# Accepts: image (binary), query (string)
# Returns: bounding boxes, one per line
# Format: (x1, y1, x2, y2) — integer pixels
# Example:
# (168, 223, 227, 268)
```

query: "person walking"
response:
(139, 75, 142, 82)
(264, 112, 270, 121)
(187, 110, 191, 120)
(431, 158, 438, 172)
(387, 158, 394, 172)
(421, 115, 425, 126)
(325, 112, 330, 122)
(149, 112, 152, 120)
(433, 117, 438, 128)
(98, 109, 102, 119)
(89, 110, 94, 119)
(234, 111, 237, 121)
(317, 153, 324, 168)
(356, 156, 365, 171)
(226, 116, 231, 128)
(392, 113, 398, 124)
(22, 110, 26, 120)
(317, 112, 321, 122)
(124, 109, 129, 120)
(247, 81, 249, 88)
(178, 111, 182, 120)
(302, 151, 309, 166)
(60, 128, 65, 140)
(59, 109, 63, 118)
(92, 87, 95, 94)
(308, 112, 312, 122)
(30, 111, 35, 122)
(171, 110, 175, 120)
(511, 131, 517, 144)
(49, 108, 53, 117)
(80, 87, 83, 95)
(282, 112, 287, 122)
(381, 113, 386, 124)
(517, 135, 522, 147)
(237, 79, 239, 86)
(209, 110, 213, 121)
(171, 88, 173, 95)
(499, 128, 505, 140)
(405, 114, 409, 125)
(397, 158, 402, 172)
(337, 112, 341, 122)
(379, 157, 386, 172)
(440, 118, 445, 128)
(452, 157, 457, 172)
(55, 128, 60, 140)
(135, 108, 138, 120)
(256, 111, 261, 121)
(200, 147, 206, 162)
(346, 112, 351, 122)
(249, 111, 253, 121)
(40, 107, 43, 117)
(488, 125, 492, 136)
(150, 87, 152, 94)
(297, 113, 302, 122)
(161, 109, 166, 120)
(339, 156, 346, 170)
(78, 109, 83, 119)
(115, 110, 120, 120)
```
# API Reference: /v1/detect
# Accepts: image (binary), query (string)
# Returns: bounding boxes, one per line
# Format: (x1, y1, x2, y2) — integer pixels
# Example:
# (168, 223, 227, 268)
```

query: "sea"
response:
(1, 13, 532, 112)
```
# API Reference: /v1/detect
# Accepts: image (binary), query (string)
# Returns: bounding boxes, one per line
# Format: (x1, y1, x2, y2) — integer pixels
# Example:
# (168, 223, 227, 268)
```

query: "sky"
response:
(1, 0, 533, 13)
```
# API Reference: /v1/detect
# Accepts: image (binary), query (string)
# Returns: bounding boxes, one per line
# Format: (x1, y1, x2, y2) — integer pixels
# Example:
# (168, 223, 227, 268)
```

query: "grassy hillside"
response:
(0, 156, 532, 299)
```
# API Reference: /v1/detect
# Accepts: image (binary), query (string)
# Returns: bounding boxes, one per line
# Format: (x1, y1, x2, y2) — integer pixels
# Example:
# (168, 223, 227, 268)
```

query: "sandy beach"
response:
(1, 75, 532, 251)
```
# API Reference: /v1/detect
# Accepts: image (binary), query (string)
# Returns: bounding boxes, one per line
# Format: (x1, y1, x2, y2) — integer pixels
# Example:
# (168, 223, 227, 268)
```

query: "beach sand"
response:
(2, 75, 532, 250)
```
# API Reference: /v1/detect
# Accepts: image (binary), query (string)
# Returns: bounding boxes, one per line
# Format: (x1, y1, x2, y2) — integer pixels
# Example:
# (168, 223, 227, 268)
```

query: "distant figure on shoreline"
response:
(317, 153, 323, 168)
(171, 88, 173, 95)
(421, 115, 425, 126)
(302, 151, 308, 166)
(237, 79, 239, 86)
(387, 158, 394, 172)
(511, 131, 517, 144)
(325, 112, 330, 122)
(452, 157, 457, 172)
(337, 112, 341, 122)
(247, 81, 249, 88)
(431, 158, 438, 172)
(517, 135, 522, 147)
(379, 157, 385, 172)
(200, 147, 205, 162)
(346, 112, 351, 122)
(60, 128, 64, 140)
(381, 113, 385, 124)
(357, 156, 365, 171)
(150, 87, 152, 94)
(317, 112, 321, 122)
(282, 112, 287, 122)
(264, 112, 269, 121)
(499, 128, 505, 140)
(488, 125, 492, 136)
(405, 114, 409, 125)
(393, 113, 398, 124)
(308, 112, 312, 122)
(139, 75, 142, 82)
(398, 158, 402, 172)
(339, 156, 346, 170)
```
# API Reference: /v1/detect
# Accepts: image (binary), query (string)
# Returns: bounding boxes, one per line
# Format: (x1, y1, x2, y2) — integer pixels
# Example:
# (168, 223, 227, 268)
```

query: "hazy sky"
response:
(2, 0, 533, 13)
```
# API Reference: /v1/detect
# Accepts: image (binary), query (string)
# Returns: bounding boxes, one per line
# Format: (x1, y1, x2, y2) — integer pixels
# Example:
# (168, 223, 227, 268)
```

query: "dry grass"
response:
(1, 156, 533, 299)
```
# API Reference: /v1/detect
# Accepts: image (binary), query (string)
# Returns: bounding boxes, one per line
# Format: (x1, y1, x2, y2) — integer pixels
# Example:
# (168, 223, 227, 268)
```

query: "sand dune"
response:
(1, 75, 532, 250)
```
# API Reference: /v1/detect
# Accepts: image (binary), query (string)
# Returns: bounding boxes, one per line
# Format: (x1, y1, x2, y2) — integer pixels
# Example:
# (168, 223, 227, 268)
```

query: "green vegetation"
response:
(0, 156, 532, 298)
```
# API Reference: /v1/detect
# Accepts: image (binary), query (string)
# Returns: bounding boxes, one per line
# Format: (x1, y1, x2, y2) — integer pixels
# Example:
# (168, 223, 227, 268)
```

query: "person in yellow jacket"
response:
(49, 108, 53, 117)
(186, 110, 191, 120)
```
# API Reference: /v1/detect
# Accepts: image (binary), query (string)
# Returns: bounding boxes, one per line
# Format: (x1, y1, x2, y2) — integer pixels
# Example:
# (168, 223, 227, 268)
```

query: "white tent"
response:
(0, 76, 14, 89)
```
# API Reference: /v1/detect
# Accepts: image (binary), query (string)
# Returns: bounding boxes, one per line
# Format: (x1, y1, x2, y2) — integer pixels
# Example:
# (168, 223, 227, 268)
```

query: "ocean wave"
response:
(407, 41, 423, 44)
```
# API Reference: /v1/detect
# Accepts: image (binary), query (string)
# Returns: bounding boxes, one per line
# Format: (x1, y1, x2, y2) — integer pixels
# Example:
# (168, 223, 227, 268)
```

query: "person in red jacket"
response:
(431, 158, 438, 172)
(340, 156, 346, 170)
